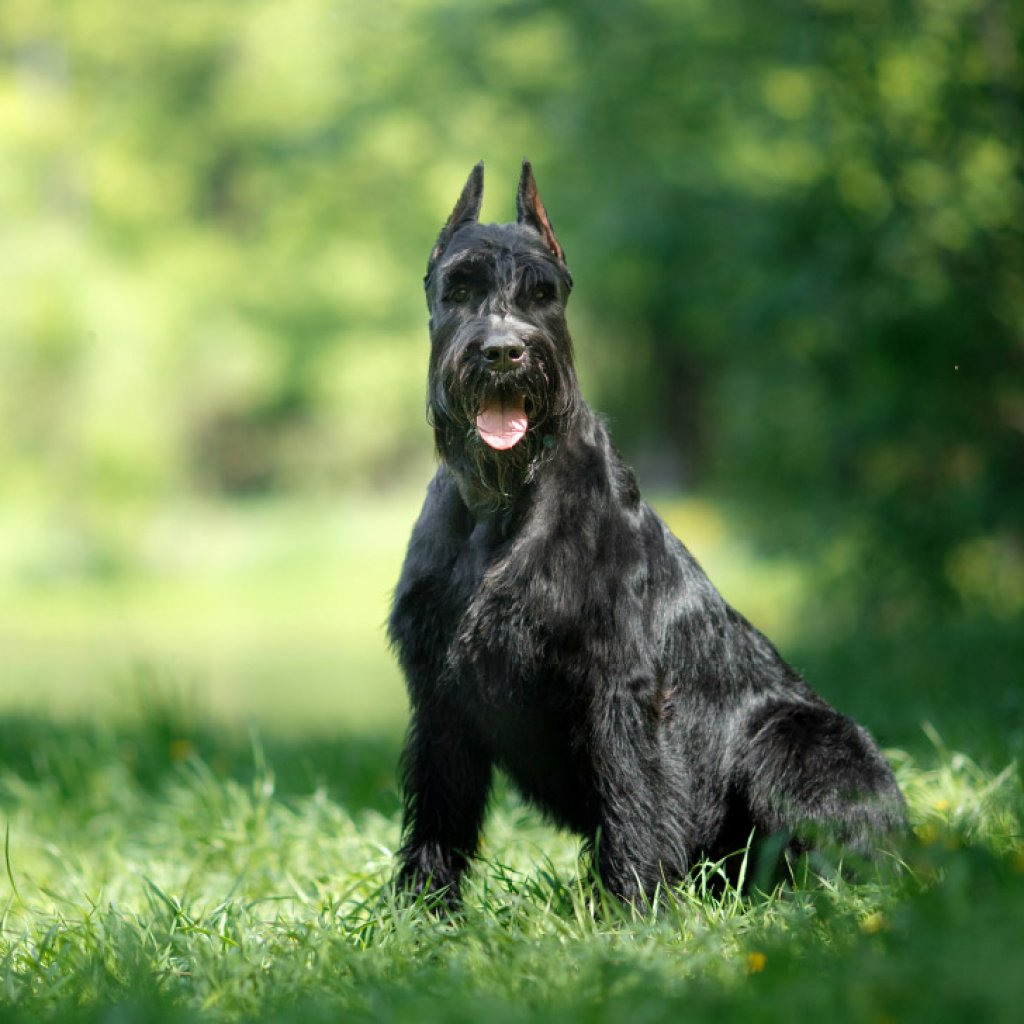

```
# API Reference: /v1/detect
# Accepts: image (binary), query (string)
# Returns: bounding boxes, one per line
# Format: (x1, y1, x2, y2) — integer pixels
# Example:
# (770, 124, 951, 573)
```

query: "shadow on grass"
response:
(786, 613, 1024, 767)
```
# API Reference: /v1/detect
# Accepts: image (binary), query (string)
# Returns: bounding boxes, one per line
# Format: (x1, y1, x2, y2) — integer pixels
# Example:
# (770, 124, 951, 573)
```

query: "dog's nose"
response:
(482, 337, 526, 371)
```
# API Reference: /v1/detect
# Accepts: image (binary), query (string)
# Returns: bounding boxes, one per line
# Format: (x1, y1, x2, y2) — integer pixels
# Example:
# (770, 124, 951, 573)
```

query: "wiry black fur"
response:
(389, 161, 906, 906)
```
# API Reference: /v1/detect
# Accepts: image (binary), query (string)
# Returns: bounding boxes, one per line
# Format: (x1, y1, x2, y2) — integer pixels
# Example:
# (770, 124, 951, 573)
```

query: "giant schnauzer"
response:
(389, 161, 906, 906)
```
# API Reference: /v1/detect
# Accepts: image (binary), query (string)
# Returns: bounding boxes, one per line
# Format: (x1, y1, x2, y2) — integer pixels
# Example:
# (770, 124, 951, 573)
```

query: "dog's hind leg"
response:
(585, 679, 701, 903)
(732, 700, 907, 873)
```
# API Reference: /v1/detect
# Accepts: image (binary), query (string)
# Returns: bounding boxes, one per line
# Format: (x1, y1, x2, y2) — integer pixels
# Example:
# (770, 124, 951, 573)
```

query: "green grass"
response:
(1, 496, 1022, 1021)
(0, 708, 1021, 1023)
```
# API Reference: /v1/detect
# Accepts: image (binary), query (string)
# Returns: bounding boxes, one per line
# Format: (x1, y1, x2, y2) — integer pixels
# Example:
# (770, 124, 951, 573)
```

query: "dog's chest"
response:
(448, 536, 597, 826)
(448, 527, 547, 678)
(444, 522, 577, 708)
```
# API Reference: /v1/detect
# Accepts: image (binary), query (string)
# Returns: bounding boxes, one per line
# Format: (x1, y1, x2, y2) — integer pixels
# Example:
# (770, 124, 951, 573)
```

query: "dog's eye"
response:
(532, 285, 554, 303)
(448, 285, 470, 304)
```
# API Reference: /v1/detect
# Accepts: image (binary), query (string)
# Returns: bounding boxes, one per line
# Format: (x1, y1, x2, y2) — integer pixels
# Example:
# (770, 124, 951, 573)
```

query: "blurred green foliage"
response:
(1, 0, 1021, 627)
(1, 14, 1023, 1018)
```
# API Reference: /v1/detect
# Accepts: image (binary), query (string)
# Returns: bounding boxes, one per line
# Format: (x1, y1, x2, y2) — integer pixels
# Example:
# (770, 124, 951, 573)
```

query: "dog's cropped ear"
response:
(427, 162, 484, 275)
(516, 160, 568, 269)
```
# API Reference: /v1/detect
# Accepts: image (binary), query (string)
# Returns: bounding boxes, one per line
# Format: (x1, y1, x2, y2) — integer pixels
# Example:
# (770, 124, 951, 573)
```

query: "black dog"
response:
(389, 161, 906, 905)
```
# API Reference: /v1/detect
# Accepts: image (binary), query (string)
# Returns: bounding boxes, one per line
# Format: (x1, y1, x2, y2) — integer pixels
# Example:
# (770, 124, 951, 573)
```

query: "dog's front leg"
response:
(396, 706, 492, 908)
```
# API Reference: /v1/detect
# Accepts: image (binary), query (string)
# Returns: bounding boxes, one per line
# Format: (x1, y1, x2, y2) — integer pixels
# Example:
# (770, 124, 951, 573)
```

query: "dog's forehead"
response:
(440, 222, 557, 275)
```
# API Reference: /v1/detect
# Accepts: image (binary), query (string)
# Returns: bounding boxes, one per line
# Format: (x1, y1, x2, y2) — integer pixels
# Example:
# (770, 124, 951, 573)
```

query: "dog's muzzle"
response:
(473, 319, 532, 450)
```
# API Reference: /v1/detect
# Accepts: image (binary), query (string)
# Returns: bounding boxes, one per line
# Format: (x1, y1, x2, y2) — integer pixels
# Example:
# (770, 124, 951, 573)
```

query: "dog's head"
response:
(424, 162, 580, 504)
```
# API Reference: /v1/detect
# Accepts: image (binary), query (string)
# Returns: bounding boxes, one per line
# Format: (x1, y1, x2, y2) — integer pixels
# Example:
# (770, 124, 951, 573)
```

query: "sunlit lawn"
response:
(0, 496, 418, 732)
(0, 492, 805, 735)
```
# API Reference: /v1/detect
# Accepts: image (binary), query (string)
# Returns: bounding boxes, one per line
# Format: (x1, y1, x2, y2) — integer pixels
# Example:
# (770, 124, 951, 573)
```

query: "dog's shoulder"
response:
(414, 466, 473, 534)
(394, 467, 472, 586)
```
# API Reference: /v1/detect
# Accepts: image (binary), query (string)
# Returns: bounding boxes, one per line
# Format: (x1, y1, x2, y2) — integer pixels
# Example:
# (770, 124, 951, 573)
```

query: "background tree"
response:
(2, 0, 1020, 719)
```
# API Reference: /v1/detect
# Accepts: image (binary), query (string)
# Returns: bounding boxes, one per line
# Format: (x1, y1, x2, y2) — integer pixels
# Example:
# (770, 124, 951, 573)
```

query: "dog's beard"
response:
(437, 376, 549, 512)
(429, 341, 577, 512)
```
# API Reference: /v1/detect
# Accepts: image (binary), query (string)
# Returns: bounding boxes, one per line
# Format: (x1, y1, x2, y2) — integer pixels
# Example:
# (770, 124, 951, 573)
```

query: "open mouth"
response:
(476, 395, 529, 450)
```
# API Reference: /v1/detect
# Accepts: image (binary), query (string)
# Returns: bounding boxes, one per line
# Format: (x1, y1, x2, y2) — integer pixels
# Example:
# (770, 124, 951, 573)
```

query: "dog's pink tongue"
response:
(476, 397, 528, 450)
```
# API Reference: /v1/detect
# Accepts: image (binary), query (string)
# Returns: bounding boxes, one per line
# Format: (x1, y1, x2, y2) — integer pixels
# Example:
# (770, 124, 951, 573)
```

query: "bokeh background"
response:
(2, 0, 1022, 780)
